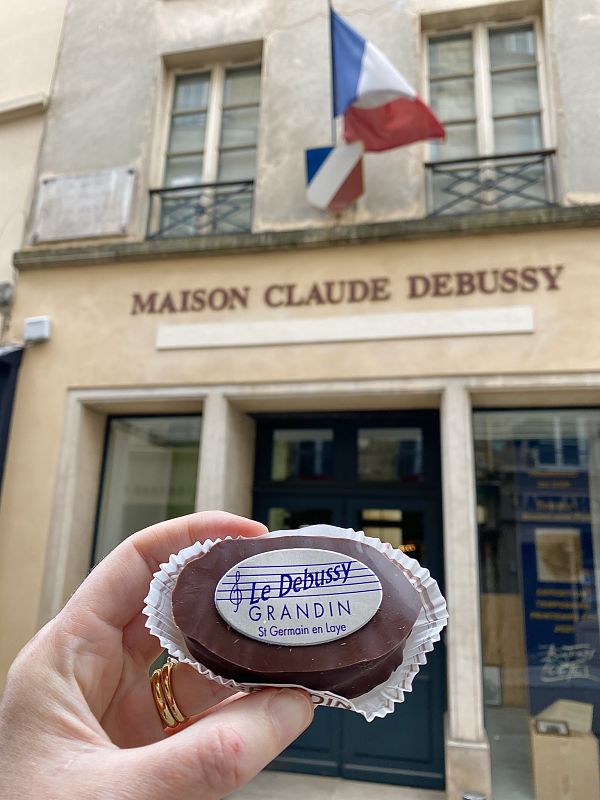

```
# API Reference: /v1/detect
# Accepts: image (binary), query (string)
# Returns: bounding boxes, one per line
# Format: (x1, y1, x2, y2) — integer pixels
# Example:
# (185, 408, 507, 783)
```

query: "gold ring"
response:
(151, 658, 189, 730)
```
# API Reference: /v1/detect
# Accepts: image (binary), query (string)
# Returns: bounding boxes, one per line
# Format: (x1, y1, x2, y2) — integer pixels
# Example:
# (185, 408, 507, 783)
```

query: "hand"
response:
(0, 511, 314, 799)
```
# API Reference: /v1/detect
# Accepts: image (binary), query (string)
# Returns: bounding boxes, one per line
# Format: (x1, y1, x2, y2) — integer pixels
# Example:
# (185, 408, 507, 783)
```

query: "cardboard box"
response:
(530, 701, 600, 800)
(537, 699, 595, 734)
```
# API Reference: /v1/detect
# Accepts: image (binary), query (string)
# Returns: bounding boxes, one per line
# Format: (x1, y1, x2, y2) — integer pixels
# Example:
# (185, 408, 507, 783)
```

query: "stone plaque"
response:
(32, 168, 135, 242)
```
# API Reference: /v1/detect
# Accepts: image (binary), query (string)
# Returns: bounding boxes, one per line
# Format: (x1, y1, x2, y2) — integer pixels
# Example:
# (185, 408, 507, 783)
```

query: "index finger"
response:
(65, 511, 267, 630)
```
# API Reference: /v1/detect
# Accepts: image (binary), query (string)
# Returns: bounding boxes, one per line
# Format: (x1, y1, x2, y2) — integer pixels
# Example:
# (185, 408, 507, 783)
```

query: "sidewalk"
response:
(228, 771, 445, 800)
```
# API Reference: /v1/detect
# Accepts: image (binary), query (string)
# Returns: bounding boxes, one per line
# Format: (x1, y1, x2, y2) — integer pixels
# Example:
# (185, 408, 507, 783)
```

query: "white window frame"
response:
(156, 58, 261, 189)
(422, 17, 553, 162)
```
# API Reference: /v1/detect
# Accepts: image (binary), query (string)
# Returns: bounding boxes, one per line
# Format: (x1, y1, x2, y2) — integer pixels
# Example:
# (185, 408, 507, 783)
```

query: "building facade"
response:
(1, 1, 600, 798)
(0, 0, 68, 489)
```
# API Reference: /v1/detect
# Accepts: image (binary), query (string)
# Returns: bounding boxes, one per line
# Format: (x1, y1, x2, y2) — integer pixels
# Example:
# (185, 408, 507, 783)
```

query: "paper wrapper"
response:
(143, 524, 448, 722)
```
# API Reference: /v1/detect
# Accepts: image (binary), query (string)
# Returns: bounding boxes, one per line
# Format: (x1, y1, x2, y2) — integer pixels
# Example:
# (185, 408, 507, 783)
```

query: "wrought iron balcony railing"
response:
(147, 180, 254, 239)
(424, 149, 557, 217)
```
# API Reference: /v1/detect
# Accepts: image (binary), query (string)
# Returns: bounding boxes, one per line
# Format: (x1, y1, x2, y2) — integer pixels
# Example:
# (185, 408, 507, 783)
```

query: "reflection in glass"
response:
(362, 509, 402, 521)
(217, 148, 257, 181)
(494, 115, 542, 154)
(218, 65, 260, 187)
(492, 69, 540, 116)
(359, 508, 424, 562)
(168, 113, 207, 154)
(221, 108, 259, 147)
(489, 25, 537, 69)
(271, 429, 334, 481)
(429, 122, 478, 162)
(474, 409, 600, 800)
(428, 34, 473, 78)
(428, 33, 476, 166)
(224, 66, 261, 105)
(363, 526, 403, 547)
(358, 428, 423, 481)
(173, 74, 210, 111)
(94, 416, 201, 563)
(268, 507, 333, 531)
(165, 154, 203, 187)
(430, 78, 476, 121)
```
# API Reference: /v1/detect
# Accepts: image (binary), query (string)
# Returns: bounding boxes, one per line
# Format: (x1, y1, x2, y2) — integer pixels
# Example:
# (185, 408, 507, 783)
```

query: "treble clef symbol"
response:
(229, 570, 242, 612)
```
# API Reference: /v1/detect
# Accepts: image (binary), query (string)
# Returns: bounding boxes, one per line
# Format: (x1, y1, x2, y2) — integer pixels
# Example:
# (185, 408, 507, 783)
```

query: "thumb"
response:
(124, 688, 313, 800)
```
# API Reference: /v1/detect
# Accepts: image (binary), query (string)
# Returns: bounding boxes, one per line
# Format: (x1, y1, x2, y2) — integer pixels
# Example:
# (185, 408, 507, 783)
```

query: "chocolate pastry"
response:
(172, 535, 422, 698)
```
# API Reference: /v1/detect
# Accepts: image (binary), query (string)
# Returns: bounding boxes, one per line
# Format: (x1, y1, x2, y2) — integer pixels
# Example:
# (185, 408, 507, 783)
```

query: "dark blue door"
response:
(252, 412, 445, 789)
(0, 346, 22, 495)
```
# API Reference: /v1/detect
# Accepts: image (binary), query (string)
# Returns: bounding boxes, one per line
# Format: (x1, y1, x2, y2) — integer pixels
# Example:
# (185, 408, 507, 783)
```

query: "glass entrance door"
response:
(252, 412, 445, 789)
(342, 498, 445, 788)
(254, 494, 346, 777)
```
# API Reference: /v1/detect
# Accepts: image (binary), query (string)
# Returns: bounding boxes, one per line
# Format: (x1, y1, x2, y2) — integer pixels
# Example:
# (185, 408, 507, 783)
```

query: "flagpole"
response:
(328, 0, 337, 146)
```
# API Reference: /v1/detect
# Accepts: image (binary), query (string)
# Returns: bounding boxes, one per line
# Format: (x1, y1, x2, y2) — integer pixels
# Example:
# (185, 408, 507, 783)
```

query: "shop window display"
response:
(93, 416, 202, 564)
(474, 410, 600, 800)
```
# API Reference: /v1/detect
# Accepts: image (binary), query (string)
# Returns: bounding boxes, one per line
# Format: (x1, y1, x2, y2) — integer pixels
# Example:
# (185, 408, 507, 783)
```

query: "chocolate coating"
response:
(172, 535, 422, 698)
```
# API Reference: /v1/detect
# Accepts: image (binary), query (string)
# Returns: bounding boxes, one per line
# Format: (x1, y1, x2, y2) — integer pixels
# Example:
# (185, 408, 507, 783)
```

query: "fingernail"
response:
(268, 690, 313, 744)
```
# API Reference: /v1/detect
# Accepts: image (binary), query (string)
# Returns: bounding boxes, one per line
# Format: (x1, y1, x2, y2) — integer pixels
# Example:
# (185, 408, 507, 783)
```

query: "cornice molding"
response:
(14, 204, 600, 270)
(0, 93, 48, 123)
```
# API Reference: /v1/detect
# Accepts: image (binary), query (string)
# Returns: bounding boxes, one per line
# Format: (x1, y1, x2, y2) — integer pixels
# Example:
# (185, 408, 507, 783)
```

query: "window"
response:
(426, 22, 555, 214)
(358, 427, 423, 482)
(255, 414, 436, 487)
(93, 416, 202, 563)
(271, 429, 334, 481)
(151, 63, 260, 238)
(474, 409, 600, 800)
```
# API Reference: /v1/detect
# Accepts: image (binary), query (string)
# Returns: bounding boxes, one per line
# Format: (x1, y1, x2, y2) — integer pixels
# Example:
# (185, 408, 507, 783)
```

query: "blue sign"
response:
(517, 470, 600, 732)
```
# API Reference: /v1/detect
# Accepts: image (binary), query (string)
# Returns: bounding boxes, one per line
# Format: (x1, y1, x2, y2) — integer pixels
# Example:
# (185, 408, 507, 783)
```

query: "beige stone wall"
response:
(9, 227, 599, 386)
(0, 0, 67, 307)
(0, 117, 44, 289)
(24, 0, 600, 242)
(0, 224, 599, 681)
(1, 2, 65, 101)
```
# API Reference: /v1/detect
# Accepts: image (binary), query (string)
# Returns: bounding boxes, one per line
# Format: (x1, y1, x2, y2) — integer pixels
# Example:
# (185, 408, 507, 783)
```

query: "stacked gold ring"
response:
(150, 658, 189, 730)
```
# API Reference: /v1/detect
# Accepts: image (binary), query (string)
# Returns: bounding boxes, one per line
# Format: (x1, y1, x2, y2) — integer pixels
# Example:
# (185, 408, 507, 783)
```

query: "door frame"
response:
(252, 410, 446, 788)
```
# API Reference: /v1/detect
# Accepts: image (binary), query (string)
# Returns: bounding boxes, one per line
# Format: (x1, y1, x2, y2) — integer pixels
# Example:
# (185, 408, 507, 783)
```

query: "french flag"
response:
(331, 9, 445, 152)
(306, 142, 364, 213)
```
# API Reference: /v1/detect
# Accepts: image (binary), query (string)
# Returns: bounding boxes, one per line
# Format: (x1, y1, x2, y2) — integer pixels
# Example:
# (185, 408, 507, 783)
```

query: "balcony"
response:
(425, 150, 557, 216)
(147, 180, 254, 239)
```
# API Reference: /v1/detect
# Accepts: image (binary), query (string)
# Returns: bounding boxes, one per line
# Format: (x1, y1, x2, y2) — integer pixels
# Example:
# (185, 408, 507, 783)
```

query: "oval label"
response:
(214, 548, 383, 645)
